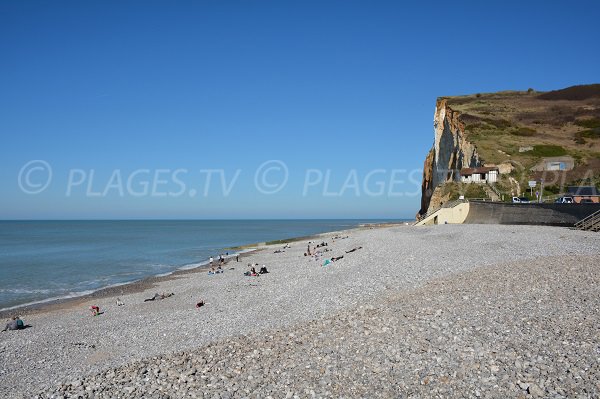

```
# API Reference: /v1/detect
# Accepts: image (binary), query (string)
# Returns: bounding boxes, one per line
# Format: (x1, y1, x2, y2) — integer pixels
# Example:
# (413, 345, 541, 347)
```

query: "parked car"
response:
(512, 197, 530, 203)
(555, 196, 574, 204)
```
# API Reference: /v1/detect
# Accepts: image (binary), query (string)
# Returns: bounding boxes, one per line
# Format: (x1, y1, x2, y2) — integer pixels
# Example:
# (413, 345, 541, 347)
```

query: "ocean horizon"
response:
(0, 219, 407, 310)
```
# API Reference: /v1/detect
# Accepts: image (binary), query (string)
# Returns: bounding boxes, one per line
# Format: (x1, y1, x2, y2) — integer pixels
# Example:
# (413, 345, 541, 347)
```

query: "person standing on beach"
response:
(236, 254, 239, 262)
(209, 256, 213, 266)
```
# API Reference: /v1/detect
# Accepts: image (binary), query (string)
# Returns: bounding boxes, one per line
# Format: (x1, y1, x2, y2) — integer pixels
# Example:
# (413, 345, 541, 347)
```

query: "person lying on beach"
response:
(90, 305, 101, 316)
(216, 265, 223, 274)
(144, 292, 174, 302)
(195, 300, 205, 308)
(331, 256, 344, 262)
(273, 249, 285, 253)
(2, 316, 25, 332)
(345, 247, 363, 254)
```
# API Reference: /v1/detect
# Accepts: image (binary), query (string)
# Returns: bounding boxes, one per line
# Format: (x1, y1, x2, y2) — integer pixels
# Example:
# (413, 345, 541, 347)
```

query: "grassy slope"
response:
(443, 85, 600, 194)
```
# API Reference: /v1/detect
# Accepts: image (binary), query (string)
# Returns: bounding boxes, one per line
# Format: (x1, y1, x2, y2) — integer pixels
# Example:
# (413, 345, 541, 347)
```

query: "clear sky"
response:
(1, 1, 599, 219)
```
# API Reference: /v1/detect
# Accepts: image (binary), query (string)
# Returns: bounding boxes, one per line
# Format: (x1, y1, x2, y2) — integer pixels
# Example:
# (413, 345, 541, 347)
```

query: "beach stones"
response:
(3, 225, 598, 398)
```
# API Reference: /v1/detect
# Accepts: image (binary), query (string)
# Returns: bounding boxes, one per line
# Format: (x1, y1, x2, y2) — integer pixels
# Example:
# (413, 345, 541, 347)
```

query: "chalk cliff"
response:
(419, 99, 481, 216)
(418, 84, 600, 217)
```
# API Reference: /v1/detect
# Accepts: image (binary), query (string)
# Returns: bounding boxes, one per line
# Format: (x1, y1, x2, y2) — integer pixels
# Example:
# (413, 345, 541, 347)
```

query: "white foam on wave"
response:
(0, 289, 97, 312)
(0, 280, 140, 313)
(1, 248, 260, 312)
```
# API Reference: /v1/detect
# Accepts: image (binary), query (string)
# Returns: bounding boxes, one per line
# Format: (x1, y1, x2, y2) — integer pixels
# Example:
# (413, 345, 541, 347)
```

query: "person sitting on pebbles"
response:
(2, 316, 25, 332)
(144, 292, 174, 302)
(89, 305, 101, 316)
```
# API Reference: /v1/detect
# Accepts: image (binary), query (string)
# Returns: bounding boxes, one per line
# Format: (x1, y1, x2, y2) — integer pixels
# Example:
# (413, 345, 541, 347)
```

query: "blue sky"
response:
(1, 1, 599, 219)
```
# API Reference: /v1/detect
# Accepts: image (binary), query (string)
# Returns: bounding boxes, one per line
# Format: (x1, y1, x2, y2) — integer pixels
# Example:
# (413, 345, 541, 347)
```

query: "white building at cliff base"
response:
(460, 167, 499, 184)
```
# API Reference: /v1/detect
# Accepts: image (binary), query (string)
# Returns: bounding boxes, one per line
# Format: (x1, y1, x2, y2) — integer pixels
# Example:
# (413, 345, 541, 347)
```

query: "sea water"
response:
(0, 220, 400, 310)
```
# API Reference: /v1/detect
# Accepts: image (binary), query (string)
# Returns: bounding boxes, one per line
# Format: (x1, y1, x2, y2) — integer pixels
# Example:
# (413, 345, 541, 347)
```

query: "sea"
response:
(0, 220, 403, 310)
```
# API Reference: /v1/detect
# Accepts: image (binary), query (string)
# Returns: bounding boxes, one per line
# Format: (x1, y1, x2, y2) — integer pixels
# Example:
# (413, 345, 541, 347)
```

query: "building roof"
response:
(460, 167, 499, 176)
(567, 186, 600, 196)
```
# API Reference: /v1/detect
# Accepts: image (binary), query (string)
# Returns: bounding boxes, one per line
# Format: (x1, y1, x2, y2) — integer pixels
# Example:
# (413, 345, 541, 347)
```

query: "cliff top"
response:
(441, 84, 600, 170)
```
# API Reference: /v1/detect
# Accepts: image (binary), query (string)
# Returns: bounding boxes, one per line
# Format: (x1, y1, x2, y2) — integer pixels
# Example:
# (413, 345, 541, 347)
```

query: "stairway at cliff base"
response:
(483, 184, 500, 202)
(574, 209, 600, 232)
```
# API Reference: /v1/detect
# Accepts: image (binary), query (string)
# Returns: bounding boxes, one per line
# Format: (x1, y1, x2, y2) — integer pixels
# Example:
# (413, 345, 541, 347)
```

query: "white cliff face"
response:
(432, 99, 480, 188)
(419, 99, 481, 215)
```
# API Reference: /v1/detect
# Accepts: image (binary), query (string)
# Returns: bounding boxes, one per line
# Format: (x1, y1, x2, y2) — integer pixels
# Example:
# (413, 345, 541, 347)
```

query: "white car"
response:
(512, 197, 530, 203)
(555, 196, 574, 204)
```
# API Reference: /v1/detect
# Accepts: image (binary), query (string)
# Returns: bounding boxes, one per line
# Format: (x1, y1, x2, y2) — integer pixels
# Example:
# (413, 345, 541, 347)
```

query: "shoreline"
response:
(0, 223, 597, 398)
(0, 223, 397, 319)
(0, 249, 258, 319)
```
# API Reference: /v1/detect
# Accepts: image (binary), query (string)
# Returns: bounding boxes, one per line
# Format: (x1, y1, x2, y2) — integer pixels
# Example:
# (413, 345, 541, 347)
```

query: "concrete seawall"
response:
(464, 201, 600, 226)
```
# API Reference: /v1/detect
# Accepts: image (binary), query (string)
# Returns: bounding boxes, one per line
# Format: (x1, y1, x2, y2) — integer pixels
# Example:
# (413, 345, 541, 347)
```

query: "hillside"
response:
(419, 84, 600, 216)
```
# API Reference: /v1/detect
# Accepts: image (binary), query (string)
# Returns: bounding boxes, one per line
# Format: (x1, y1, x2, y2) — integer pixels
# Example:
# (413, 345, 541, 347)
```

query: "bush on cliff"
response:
(512, 127, 537, 136)
(530, 145, 567, 157)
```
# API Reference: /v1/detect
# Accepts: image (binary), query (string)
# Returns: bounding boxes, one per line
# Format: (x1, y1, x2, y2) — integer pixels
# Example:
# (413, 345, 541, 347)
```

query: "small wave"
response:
(0, 288, 56, 295)
(0, 289, 97, 312)
(0, 280, 141, 313)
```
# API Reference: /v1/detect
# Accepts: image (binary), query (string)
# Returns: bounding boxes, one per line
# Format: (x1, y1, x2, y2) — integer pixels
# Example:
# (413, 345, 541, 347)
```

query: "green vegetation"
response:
(575, 118, 600, 129)
(462, 184, 488, 199)
(442, 85, 600, 193)
(579, 128, 600, 138)
(441, 182, 488, 201)
(544, 185, 562, 194)
(529, 145, 567, 157)
(570, 173, 600, 190)
(483, 118, 512, 129)
(512, 127, 537, 137)
(573, 127, 600, 144)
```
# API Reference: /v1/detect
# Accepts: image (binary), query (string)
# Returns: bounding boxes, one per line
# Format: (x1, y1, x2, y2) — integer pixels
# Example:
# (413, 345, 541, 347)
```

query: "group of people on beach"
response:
(301, 235, 363, 267)
(4, 238, 358, 332)
(244, 263, 269, 277)
(208, 265, 224, 275)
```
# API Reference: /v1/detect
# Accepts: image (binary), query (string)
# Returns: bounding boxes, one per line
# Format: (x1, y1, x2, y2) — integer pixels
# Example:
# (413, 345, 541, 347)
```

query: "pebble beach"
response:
(1, 224, 599, 398)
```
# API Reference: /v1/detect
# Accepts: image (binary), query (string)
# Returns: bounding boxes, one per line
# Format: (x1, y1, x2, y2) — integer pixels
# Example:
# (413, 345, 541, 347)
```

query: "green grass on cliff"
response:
(529, 145, 567, 157)
(444, 85, 600, 173)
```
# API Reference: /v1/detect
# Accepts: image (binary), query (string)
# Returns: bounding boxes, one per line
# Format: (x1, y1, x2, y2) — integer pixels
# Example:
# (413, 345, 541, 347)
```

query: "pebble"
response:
(1, 225, 597, 398)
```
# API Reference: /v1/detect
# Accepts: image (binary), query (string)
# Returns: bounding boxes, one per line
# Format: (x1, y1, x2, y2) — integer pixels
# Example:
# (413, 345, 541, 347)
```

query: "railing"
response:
(574, 209, 600, 232)
(486, 182, 502, 199)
